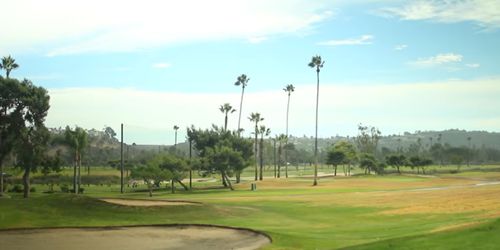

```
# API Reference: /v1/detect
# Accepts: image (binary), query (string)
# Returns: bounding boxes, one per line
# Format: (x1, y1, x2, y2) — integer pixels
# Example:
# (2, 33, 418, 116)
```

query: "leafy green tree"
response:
(131, 164, 171, 197)
(0, 77, 27, 196)
(326, 148, 345, 176)
(0, 55, 19, 78)
(234, 74, 249, 135)
(187, 126, 252, 189)
(409, 156, 433, 174)
(308, 55, 324, 186)
(356, 124, 381, 155)
(64, 126, 88, 194)
(258, 125, 270, 180)
(333, 140, 357, 176)
(386, 154, 406, 174)
(10, 80, 51, 198)
(219, 103, 236, 131)
(249, 112, 263, 181)
(359, 153, 384, 175)
(152, 154, 189, 193)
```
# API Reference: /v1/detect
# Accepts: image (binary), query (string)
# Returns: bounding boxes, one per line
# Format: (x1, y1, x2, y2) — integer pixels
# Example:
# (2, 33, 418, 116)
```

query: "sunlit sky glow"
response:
(3, 0, 500, 144)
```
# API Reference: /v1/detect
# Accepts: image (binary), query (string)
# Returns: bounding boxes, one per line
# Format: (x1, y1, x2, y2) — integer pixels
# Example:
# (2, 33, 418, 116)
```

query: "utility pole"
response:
(120, 123, 124, 194)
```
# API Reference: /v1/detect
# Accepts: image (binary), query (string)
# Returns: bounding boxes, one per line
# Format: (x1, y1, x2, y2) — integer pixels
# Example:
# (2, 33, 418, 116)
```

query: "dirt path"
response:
(0, 225, 271, 250)
(100, 198, 200, 206)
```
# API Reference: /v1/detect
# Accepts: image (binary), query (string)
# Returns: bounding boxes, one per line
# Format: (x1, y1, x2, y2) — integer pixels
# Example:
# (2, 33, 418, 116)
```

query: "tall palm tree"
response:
(258, 125, 271, 181)
(283, 84, 295, 178)
(277, 134, 287, 178)
(219, 103, 236, 131)
(249, 112, 263, 181)
(308, 55, 325, 186)
(467, 136, 472, 167)
(64, 126, 88, 194)
(235, 74, 249, 136)
(0, 55, 19, 78)
(173, 125, 179, 147)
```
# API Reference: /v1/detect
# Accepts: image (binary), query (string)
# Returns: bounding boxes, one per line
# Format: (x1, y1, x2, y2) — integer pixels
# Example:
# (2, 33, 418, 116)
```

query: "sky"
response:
(2, 0, 500, 145)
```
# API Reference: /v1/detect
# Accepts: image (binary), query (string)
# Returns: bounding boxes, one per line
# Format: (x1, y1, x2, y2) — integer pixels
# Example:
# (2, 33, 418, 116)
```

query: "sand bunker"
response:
(100, 198, 199, 206)
(0, 225, 271, 250)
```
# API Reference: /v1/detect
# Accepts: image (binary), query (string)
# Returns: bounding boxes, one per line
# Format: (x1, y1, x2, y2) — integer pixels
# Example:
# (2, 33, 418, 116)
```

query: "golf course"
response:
(1, 166, 500, 249)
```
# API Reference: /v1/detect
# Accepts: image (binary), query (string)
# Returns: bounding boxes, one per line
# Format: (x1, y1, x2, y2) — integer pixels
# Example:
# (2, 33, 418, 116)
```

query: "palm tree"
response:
(277, 134, 287, 178)
(173, 125, 179, 147)
(249, 112, 263, 181)
(308, 55, 325, 186)
(467, 136, 472, 167)
(235, 74, 249, 136)
(219, 103, 236, 131)
(283, 84, 295, 178)
(64, 126, 88, 194)
(258, 125, 271, 181)
(0, 55, 19, 78)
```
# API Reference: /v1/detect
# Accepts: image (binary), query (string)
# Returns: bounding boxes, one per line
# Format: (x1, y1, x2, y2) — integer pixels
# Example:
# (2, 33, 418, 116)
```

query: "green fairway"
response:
(1, 171, 500, 249)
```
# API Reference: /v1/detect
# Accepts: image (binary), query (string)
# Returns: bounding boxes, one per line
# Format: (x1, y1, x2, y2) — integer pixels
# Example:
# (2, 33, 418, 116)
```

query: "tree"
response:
(408, 156, 433, 174)
(0, 55, 19, 78)
(386, 155, 406, 174)
(326, 148, 345, 176)
(333, 140, 357, 176)
(258, 125, 271, 180)
(249, 112, 263, 181)
(64, 126, 88, 194)
(283, 84, 295, 176)
(103, 126, 117, 142)
(219, 103, 236, 131)
(173, 125, 179, 146)
(308, 55, 324, 186)
(276, 134, 287, 178)
(131, 164, 171, 197)
(153, 154, 189, 193)
(356, 124, 381, 155)
(0, 77, 27, 196)
(187, 126, 253, 189)
(10, 80, 51, 198)
(359, 153, 384, 175)
(234, 74, 249, 136)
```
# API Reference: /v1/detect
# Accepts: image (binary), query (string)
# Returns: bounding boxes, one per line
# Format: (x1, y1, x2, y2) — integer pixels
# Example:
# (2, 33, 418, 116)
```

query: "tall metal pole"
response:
(120, 123, 124, 194)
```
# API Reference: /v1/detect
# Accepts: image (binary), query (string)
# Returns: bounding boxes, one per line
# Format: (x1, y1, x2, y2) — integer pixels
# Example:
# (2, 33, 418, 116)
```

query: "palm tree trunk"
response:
(0, 161, 4, 196)
(254, 124, 258, 181)
(313, 69, 320, 186)
(273, 140, 277, 178)
(237, 87, 245, 135)
(285, 93, 290, 178)
(259, 137, 264, 181)
(78, 153, 81, 192)
(224, 114, 228, 131)
(73, 151, 78, 194)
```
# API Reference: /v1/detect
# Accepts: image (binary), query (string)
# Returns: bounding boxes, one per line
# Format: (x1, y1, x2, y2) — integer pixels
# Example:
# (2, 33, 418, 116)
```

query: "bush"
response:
(60, 184, 69, 193)
(9, 184, 23, 193)
(29, 187, 36, 193)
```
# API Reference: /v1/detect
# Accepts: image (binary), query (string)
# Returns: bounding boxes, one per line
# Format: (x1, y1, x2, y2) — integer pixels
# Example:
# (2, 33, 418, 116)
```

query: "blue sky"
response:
(2, 0, 500, 144)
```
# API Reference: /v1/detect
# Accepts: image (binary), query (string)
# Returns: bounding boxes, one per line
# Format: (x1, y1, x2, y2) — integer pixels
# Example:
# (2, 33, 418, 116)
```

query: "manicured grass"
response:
(1, 173, 499, 249)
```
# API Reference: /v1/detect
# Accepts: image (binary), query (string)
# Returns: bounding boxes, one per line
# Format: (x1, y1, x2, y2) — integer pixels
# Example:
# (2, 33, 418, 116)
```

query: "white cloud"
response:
(377, 0, 500, 30)
(318, 35, 374, 46)
(394, 44, 408, 51)
(247, 37, 268, 44)
(466, 63, 480, 68)
(411, 53, 463, 67)
(46, 77, 500, 144)
(1, 0, 333, 56)
(152, 63, 172, 69)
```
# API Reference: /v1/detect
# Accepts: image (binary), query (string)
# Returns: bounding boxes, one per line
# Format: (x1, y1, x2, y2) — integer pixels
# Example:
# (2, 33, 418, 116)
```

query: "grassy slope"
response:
(1, 174, 499, 249)
(342, 219, 500, 250)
